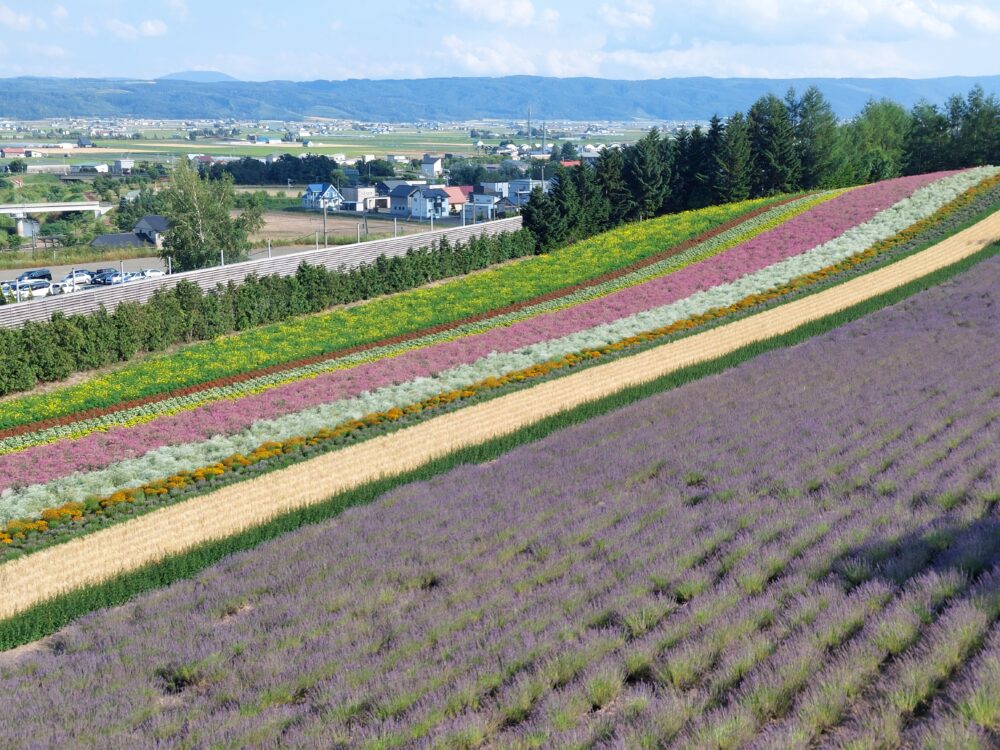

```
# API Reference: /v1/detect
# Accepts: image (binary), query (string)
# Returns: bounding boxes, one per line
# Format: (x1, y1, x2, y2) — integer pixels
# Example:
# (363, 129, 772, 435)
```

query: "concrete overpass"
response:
(0, 201, 114, 236)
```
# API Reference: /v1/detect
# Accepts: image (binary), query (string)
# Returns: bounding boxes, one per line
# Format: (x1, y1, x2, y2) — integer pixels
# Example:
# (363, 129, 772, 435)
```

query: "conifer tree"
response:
(596, 146, 632, 226)
(747, 94, 801, 196)
(624, 128, 666, 220)
(572, 164, 610, 235)
(793, 86, 838, 189)
(715, 111, 752, 203)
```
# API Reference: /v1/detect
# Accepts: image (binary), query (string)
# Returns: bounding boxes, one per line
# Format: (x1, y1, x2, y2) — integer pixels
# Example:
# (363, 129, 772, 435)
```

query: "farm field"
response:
(5, 125, 641, 163)
(249, 210, 425, 245)
(2, 221, 1000, 747)
(1, 170, 999, 560)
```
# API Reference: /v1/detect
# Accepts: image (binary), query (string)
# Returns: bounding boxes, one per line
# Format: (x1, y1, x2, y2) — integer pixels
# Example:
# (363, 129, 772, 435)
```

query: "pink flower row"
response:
(10, 172, 948, 491)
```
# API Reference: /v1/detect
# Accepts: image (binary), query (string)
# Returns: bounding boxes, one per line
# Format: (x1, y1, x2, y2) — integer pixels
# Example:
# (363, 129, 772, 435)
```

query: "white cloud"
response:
(107, 18, 168, 39)
(51, 5, 68, 21)
(455, 0, 538, 26)
(600, 0, 654, 29)
(442, 34, 537, 75)
(602, 39, 921, 79)
(0, 4, 41, 30)
(166, 0, 188, 19)
(27, 43, 65, 58)
(139, 19, 168, 36)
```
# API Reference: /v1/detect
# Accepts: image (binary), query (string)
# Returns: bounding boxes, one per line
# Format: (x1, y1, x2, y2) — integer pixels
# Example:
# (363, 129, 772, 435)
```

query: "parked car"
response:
(15, 268, 52, 283)
(92, 270, 123, 285)
(99, 272, 128, 285)
(60, 270, 94, 287)
(137, 268, 165, 279)
(8, 279, 55, 300)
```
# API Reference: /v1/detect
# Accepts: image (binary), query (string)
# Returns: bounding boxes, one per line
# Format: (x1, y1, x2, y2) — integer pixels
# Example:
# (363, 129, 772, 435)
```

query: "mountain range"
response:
(0, 75, 997, 122)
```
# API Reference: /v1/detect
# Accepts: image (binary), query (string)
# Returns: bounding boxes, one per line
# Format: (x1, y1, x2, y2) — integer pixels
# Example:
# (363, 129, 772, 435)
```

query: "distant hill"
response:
(0, 75, 997, 121)
(157, 71, 240, 83)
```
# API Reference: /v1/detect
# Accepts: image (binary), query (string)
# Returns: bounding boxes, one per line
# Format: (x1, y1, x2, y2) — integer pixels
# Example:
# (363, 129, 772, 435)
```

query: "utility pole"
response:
(323, 201, 328, 247)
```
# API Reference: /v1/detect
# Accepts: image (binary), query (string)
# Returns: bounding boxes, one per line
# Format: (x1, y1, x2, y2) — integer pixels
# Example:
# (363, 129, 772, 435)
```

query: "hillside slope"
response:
(2, 216, 999, 747)
(0, 74, 998, 120)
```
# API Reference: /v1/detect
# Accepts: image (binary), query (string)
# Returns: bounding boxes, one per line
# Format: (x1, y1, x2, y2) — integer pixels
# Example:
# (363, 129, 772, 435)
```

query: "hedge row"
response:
(0, 229, 537, 397)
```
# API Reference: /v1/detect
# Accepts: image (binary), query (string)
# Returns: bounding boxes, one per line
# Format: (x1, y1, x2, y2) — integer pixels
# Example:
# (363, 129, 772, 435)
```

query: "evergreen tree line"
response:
(524, 85, 1000, 251)
(0, 229, 536, 396)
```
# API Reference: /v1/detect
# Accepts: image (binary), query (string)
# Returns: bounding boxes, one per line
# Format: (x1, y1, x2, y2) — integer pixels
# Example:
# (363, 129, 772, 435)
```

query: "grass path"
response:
(0, 212, 997, 620)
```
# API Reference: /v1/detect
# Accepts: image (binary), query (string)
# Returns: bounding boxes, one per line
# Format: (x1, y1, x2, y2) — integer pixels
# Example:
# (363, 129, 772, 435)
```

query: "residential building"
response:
(388, 184, 423, 216)
(412, 187, 450, 219)
(376, 179, 426, 197)
(301, 183, 345, 211)
(70, 163, 110, 174)
(509, 178, 550, 206)
(0, 147, 25, 159)
(112, 159, 134, 175)
(480, 181, 510, 198)
(90, 214, 169, 250)
(134, 215, 169, 249)
(420, 154, 443, 178)
(442, 185, 472, 215)
(341, 186, 378, 212)
(77, 137, 95, 148)
(464, 187, 502, 221)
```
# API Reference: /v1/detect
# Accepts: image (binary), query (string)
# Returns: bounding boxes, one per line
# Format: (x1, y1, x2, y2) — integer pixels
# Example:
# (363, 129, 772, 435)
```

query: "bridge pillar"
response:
(14, 218, 26, 237)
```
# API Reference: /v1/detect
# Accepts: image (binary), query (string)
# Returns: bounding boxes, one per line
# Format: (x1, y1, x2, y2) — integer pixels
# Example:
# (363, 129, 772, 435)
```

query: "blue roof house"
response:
(301, 183, 344, 211)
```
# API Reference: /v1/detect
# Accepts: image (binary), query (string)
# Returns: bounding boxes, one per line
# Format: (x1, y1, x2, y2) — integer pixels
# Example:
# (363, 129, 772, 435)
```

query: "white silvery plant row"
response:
(1, 169, 994, 521)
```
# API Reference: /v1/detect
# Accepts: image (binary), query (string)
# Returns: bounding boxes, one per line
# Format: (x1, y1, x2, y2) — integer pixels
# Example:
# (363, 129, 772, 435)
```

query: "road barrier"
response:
(0, 217, 522, 328)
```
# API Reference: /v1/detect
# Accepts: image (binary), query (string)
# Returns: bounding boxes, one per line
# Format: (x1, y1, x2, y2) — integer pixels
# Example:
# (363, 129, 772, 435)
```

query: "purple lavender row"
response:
(1, 245, 1000, 747)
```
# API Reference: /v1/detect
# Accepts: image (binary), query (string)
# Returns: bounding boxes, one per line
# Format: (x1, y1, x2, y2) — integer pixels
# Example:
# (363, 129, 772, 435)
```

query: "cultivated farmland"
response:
(1, 166, 1000, 748)
(2, 241, 1000, 748)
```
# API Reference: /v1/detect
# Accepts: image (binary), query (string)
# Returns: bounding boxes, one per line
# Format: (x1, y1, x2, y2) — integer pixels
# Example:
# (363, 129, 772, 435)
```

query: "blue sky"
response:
(1, 0, 999, 81)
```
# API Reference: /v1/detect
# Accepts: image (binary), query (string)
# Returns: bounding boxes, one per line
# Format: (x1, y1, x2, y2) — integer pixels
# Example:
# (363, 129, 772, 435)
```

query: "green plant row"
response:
(0, 229, 538, 402)
(1, 239, 996, 652)
(0, 198, 779, 430)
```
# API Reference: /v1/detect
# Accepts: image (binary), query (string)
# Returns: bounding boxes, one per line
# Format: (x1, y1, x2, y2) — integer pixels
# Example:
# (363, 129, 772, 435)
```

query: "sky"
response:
(0, 0, 999, 81)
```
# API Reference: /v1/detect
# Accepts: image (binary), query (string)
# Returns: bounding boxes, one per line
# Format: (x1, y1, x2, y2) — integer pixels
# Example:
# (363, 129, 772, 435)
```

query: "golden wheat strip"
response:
(0, 215, 997, 619)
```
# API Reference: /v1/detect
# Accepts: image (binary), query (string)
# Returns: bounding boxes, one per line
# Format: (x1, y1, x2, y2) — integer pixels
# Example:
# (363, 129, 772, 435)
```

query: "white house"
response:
(464, 188, 502, 222)
(112, 159, 134, 176)
(420, 154, 443, 178)
(388, 184, 422, 216)
(412, 187, 450, 219)
(341, 186, 378, 212)
(301, 183, 345, 210)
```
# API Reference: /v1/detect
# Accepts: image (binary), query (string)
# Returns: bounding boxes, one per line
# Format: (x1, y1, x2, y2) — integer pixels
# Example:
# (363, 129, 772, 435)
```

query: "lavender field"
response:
(2, 252, 1000, 748)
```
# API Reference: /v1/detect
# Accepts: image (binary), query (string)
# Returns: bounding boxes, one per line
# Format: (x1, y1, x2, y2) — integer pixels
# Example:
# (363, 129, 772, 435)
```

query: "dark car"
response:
(15, 268, 52, 283)
(92, 269, 120, 285)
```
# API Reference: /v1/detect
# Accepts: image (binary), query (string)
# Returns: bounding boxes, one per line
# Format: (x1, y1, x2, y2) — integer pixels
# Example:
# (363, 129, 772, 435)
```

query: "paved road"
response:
(0, 242, 359, 285)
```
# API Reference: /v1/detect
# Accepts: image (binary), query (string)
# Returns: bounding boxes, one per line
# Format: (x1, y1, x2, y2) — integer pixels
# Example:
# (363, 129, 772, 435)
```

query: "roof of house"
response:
(136, 215, 169, 233)
(420, 188, 450, 199)
(91, 232, 153, 249)
(421, 154, 443, 164)
(560, 160, 582, 168)
(442, 186, 468, 204)
(389, 184, 422, 198)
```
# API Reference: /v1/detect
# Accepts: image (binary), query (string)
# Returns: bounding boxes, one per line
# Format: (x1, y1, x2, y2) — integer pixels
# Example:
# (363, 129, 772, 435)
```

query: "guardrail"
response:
(0, 217, 523, 328)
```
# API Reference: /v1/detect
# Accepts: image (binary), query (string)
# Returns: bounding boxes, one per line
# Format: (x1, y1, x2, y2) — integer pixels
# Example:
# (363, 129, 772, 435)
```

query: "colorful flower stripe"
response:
(2, 170, 989, 520)
(0, 192, 835, 456)
(0, 192, 850, 489)
(0, 198, 783, 432)
(5, 170, 997, 547)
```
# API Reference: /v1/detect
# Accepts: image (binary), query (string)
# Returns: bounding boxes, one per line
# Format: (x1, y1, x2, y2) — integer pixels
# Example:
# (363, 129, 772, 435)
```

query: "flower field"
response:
(3, 239, 1000, 748)
(2, 168, 999, 554)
